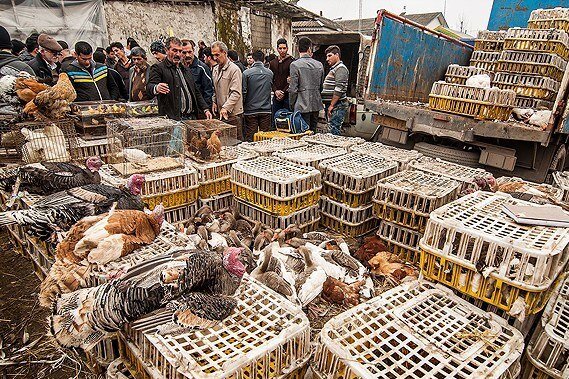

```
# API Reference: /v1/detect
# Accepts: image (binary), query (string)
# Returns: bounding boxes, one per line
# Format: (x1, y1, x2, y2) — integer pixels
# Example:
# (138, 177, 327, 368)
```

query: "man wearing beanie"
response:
(28, 33, 62, 85)
(11, 39, 25, 56)
(0, 26, 34, 77)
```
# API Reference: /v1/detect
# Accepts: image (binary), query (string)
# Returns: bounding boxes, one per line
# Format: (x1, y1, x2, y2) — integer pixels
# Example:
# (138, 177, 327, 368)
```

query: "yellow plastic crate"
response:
(231, 182, 320, 216)
(528, 7, 569, 32)
(376, 221, 422, 264)
(320, 212, 379, 238)
(253, 130, 313, 141)
(143, 188, 198, 210)
(504, 28, 569, 61)
(199, 177, 231, 198)
(373, 202, 429, 232)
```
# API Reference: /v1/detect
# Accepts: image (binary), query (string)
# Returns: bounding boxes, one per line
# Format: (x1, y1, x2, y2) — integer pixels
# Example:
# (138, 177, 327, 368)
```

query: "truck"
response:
(361, 6, 569, 183)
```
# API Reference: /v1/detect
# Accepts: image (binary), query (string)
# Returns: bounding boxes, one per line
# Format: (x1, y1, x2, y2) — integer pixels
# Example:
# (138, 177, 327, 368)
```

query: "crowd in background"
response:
(0, 26, 350, 140)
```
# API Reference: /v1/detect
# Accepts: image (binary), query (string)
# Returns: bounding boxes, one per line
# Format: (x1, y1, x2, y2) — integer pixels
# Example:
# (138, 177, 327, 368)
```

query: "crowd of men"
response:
(0, 26, 350, 140)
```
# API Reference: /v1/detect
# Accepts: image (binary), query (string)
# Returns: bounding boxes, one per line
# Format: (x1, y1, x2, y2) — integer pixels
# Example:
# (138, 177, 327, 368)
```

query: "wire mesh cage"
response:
(445, 65, 493, 85)
(312, 279, 524, 379)
(124, 100, 159, 118)
(470, 51, 502, 72)
(183, 119, 239, 149)
(475, 30, 507, 52)
(528, 7, 569, 31)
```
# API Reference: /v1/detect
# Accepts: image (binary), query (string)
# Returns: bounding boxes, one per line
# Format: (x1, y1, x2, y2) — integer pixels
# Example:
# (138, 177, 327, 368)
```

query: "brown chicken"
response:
(322, 277, 365, 307)
(15, 77, 49, 101)
(23, 73, 77, 120)
(368, 251, 418, 281)
(207, 130, 222, 159)
(354, 236, 389, 265)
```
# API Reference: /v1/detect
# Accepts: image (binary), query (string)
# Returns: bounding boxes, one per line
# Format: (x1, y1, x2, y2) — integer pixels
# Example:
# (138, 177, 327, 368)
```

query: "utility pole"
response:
(443, 0, 447, 18)
(358, 0, 363, 34)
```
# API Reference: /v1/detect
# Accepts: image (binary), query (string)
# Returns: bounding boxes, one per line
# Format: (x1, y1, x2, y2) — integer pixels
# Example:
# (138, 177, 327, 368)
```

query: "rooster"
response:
(23, 73, 77, 120)
(0, 174, 145, 240)
(207, 130, 222, 159)
(0, 156, 103, 198)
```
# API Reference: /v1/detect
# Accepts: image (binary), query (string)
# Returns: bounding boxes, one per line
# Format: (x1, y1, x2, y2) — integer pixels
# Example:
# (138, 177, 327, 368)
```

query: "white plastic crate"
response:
(445, 65, 492, 85)
(409, 156, 493, 192)
(523, 273, 569, 379)
(494, 72, 560, 101)
(496, 176, 563, 204)
(528, 7, 569, 31)
(420, 191, 569, 314)
(475, 30, 507, 51)
(350, 142, 422, 171)
(120, 276, 310, 379)
(75, 137, 110, 162)
(234, 197, 319, 232)
(272, 144, 347, 170)
(470, 51, 502, 71)
(106, 358, 134, 379)
(552, 171, 569, 201)
(240, 137, 308, 156)
(376, 220, 422, 263)
(163, 202, 199, 226)
(496, 50, 567, 82)
(300, 133, 364, 149)
(312, 279, 524, 379)
(504, 28, 569, 60)
(199, 192, 233, 212)
(188, 145, 259, 183)
(320, 196, 379, 237)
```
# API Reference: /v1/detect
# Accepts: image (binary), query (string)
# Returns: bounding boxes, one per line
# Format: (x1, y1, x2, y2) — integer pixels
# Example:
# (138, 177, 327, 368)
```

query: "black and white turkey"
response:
(0, 156, 103, 198)
(0, 174, 146, 240)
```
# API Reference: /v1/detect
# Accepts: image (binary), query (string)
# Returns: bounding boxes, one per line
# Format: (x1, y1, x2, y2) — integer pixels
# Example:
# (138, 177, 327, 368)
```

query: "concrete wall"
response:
(103, 1, 215, 55)
(271, 14, 292, 52)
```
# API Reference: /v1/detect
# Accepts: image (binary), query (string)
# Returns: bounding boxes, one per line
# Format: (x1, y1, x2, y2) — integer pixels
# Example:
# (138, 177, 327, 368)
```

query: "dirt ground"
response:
(0, 231, 99, 379)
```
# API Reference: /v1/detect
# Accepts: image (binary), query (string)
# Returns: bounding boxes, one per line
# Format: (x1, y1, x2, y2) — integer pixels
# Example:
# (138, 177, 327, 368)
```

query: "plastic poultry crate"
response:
(240, 138, 308, 156)
(272, 144, 347, 170)
(523, 273, 569, 379)
(429, 81, 516, 121)
(494, 72, 560, 101)
(253, 130, 313, 141)
(119, 276, 311, 379)
(199, 192, 233, 212)
(475, 30, 507, 52)
(470, 51, 502, 72)
(319, 153, 398, 207)
(312, 279, 524, 379)
(234, 197, 320, 232)
(163, 202, 199, 226)
(350, 142, 422, 171)
(504, 28, 569, 60)
(87, 333, 120, 372)
(496, 50, 567, 82)
(445, 65, 493, 85)
(419, 191, 569, 315)
(376, 220, 422, 264)
(74, 137, 110, 163)
(123, 100, 159, 117)
(13, 119, 78, 164)
(409, 156, 493, 192)
(514, 96, 554, 110)
(300, 133, 365, 149)
(189, 145, 259, 183)
(183, 119, 238, 146)
(552, 171, 569, 201)
(320, 196, 379, 237)
(231, 156, 321, 216)
(373, 170, 461, 232)
(496, 176, 563, 205)
(528, 7, 569, 32)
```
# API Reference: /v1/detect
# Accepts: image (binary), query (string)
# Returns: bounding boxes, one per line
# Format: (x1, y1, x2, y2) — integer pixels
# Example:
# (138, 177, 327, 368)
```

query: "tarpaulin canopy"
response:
(1, 0, 108, 49)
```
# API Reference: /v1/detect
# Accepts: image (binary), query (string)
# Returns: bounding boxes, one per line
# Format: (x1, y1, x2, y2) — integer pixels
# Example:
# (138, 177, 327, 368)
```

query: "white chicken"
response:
(465, 74, 491, 88)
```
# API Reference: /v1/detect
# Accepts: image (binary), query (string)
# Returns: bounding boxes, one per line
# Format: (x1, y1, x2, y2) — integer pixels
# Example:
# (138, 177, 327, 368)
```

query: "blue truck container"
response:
(488, 0, 569, 30)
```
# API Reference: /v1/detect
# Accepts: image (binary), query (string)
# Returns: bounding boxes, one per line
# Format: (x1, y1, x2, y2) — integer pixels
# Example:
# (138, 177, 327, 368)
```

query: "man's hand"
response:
(212, 103, 218, 116)
(328, 104, 334, 119)
(156, 83, 170, 94)
(204, 110, 213, 120)
(275, 90, 284, 100)
(219, 108, 229, 120)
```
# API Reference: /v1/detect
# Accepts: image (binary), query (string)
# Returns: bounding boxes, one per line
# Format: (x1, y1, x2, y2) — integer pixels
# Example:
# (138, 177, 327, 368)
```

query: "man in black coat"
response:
(147, 37, 212, 121)
(27, 33, 62, 85)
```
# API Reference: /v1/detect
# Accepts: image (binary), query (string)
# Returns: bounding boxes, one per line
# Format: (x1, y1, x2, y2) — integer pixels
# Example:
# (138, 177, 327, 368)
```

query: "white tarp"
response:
(1, 0, 108, 49)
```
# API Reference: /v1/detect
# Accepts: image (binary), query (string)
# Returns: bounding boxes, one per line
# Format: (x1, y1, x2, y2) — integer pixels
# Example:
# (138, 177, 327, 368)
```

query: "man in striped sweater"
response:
(321, 45, 349, 136)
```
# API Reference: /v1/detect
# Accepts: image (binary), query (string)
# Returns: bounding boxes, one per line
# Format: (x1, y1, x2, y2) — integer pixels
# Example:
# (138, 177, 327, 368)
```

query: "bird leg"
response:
(6, 176, 21, 208)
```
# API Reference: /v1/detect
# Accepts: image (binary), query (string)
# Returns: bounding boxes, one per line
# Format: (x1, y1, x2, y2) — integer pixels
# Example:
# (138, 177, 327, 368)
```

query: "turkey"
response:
(0, 156, 103, 197)
(0, 174, 145, 240)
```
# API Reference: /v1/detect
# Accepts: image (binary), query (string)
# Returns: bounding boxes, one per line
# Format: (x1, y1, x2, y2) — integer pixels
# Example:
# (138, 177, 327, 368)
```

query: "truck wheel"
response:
(413, 142, 480, 167)
(546, 144, 566, 184)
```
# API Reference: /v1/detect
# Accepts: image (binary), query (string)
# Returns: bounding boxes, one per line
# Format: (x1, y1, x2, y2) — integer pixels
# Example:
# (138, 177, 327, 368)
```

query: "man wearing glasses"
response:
(147, 37, 212, 121)
(27, 33, 62, 85)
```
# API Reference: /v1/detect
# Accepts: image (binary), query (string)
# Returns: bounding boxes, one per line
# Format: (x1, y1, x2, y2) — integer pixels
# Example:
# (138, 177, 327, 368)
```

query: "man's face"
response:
(152, 51, 166, 62)
(112, 46, 125, 59)
(108, 50, 116, 59)
(58, 49, 70, 62)
(246, 55, 254, 66)
(182, 44, 194, 65)
(167, 43, 183, 64)
(77, 53, 92, 68)
(131, 55, 146, 69)
(211, 46, 227, 65)
(41, 48, 59, 65)
(277, 44, 288, 58)
(326, 51, 340, 66)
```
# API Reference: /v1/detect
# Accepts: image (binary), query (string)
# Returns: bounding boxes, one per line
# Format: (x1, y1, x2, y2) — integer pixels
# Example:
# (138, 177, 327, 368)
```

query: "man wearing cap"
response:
(150, 41, 166, 63)
(0, 26, 34, 77)
(28, 33, 62, 85)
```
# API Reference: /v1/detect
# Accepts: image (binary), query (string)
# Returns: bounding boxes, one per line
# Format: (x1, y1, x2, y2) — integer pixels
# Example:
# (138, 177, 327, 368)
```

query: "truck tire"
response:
(413, 142, 480, 167)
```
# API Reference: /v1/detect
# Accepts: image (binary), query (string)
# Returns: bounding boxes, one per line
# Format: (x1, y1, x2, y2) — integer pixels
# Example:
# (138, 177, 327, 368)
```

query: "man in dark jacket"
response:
(0, 26, 34, 77)
(242, 50, 273, 141)
(269, 38, 294, 116)
(182, 40, 213, 109)
(147, 37, 212, 121)
(19, 33, 38, 62)
(27, 33, 62, 85)
(228, 50, 246, 72)
(93, 50, 127, 101)
(64, 41, 120, 102)
(128, 47, 152, 101)
(57, 40, 74, 73)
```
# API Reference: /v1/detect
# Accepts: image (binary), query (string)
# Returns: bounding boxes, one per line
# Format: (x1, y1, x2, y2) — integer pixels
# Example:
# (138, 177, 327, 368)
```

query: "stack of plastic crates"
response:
(504, 28, 569, 61)
(231, 156, 321, 231)
(470, 51, 502, 72)
(350, 142, 423, 171)
(272, 144, 347, 170)
(312, 279, 524, 379)
(372, 170, 461, 263)
(494, 72, 560, 106)
(409, 156, 493, 192)
(419, 191, 569, 319)
(496, 51, 567, 82)
(475, 30, 508, 52)
(528, 7, 569, 32)
(318, 153, 397, 237)
(522, 273, 569, 379)
(429, 81, 516, 121)
(118, 276, 310, 379)
(300, 133, 364, 150)
(445, 64, 493, 85)
(253, 130, 313, 141)
(496, 176, 564, 205)
(188, 145, 258, 212)
(241, 137, 308, 156)
(552, 171, 569, 201)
